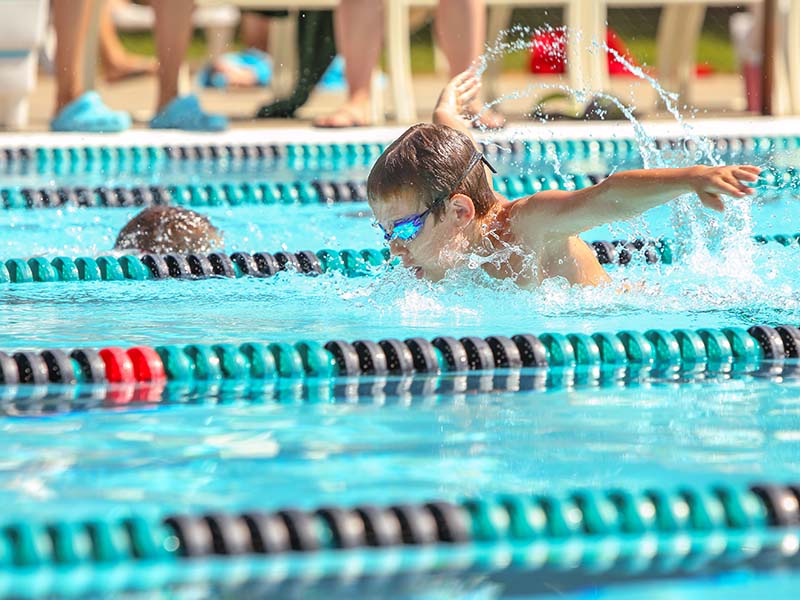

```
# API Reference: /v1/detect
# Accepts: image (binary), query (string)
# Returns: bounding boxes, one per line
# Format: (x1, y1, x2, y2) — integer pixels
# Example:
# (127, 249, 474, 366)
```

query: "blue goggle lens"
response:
(392, 219, 422, 241)
(376, 216, 424, 242)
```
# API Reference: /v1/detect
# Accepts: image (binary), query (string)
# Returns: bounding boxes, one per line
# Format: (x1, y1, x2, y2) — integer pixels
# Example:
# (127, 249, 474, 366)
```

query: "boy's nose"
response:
(389, 239, 408, 256)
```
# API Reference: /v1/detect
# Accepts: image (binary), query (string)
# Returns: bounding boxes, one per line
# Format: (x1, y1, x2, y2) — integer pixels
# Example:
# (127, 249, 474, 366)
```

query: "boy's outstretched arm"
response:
(514, 165, 762, 241)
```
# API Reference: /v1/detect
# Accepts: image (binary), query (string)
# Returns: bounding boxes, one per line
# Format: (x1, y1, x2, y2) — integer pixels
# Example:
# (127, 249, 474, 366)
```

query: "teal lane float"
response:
(3, 233, 800, 284)
(1, 134, 797, 172)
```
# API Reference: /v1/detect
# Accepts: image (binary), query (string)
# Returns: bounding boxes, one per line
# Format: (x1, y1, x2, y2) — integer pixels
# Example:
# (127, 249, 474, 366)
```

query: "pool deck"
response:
(20, 69, 771, 139)
(11, 68, 800, 150)
(9, 69, 800, 149)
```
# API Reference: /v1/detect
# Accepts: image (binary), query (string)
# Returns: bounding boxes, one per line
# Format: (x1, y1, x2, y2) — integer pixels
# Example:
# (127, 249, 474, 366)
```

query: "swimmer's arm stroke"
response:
(512, 165, 762, 241)
(432, 69, 495, 186)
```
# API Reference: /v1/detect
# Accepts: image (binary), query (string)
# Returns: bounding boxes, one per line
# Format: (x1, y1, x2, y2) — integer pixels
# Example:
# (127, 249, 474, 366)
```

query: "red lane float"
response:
(98, 347, 136, 384)
(127, 346, 166, 382)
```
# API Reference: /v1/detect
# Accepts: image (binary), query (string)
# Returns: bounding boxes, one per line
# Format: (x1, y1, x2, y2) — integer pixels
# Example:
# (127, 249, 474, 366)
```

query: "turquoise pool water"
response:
(1, 134, 800, 598)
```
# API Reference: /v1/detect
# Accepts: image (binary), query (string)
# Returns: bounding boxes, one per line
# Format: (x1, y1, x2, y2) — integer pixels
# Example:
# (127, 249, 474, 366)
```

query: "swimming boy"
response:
(114, 206, 223, 254)
(367, 70, 761, 287)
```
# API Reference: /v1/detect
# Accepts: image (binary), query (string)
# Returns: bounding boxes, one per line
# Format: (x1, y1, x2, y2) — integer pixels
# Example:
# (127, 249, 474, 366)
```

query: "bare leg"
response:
(53, 0, 95, 112)
(241, 12, 270, 51)
(100, 0, 157, 82)
(436, 0, 484, 76)
(152, 0, 194, 111)
(314, 0, 383, 127)
(435, 0, 504, 128)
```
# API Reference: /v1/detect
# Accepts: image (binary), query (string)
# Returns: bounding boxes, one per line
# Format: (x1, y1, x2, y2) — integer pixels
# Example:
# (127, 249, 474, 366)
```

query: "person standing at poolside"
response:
(51, 0, 226, 132)
(367, 70, 761, 286)
(314, 0, 503, 129)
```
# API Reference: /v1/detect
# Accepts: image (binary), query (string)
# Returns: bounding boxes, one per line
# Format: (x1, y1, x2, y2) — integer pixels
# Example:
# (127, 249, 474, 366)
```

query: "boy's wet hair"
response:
(114, 206, 223, 254)
(367, 123, 496, 219)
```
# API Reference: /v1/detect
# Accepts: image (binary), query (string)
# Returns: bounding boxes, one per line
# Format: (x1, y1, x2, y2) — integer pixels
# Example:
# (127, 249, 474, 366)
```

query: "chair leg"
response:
(82, 0, 105, 93)
(656, 4, 705, 103)
(582, 0, 607, 92)
(269, 11, 299, 99)
(786, 0, 800, 113)
(564, 0, 592, 96)
(370, 68, 385, 125)
(484, 5, 512, 103)
(204, 25, 234, 59)
(386, 0, 416, 123)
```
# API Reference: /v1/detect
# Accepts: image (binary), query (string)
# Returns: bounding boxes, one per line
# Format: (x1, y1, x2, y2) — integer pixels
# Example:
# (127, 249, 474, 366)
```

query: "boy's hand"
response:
(690, 165, 762, 211)
(433, 69, 481, 128)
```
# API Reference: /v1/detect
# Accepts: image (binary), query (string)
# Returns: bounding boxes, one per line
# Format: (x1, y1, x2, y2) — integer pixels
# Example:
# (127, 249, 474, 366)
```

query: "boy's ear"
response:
(449, 193, 475, 223)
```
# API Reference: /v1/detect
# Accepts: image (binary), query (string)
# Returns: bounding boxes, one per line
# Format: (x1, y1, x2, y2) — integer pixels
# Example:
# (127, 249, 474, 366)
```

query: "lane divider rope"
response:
(0, 164, 793, 209)
(0, 481, 797, 568)
(5, 233, 800, 284)
(0, 248, 391, 283)
(0, 324, 797, 387)
(0, 134, 795, 172)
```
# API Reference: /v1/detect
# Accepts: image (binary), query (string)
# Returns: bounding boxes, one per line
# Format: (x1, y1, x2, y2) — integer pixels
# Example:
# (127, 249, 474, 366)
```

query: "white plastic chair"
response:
(0, 0, 48, 129)
(596, 1, 760, 106)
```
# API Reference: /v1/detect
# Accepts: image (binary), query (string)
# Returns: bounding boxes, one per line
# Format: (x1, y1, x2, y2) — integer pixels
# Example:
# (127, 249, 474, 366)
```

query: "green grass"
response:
(626, 34, 737, 73)
(119, 31, 217, 62)
(119, 28, 737, 75)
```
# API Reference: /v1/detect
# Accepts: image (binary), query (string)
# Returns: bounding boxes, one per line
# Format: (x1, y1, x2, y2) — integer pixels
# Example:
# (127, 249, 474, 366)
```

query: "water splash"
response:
(474, 23, 763, 280)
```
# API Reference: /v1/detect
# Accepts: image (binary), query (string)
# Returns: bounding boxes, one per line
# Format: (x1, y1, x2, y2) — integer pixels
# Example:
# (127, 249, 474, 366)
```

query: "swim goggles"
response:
(376, 150, 497, 243)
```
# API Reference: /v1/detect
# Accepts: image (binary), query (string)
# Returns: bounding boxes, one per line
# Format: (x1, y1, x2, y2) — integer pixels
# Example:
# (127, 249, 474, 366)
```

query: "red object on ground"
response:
(528, 27, 643, 76)
(529, 27, 713, 77)
(127, 346, 167, 382)
(98, 347, 136, 383)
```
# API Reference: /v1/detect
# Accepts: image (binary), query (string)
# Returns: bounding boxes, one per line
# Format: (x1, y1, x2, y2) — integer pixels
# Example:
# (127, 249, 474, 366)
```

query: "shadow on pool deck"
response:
(24, 70, 753, 133)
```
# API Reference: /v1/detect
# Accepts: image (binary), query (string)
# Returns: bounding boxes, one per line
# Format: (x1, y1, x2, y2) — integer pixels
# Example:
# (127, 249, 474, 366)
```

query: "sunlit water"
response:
(3, 45, 800, 595)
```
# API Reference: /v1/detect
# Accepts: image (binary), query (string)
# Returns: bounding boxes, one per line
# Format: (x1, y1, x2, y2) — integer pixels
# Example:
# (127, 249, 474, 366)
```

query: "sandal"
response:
(50, 91, 131, 133)
(312, 105, 369, 128)
(150, 94, 228, 131)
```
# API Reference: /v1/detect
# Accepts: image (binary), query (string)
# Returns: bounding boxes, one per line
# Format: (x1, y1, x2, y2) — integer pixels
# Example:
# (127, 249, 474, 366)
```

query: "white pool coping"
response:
(4, 117, 800, 149)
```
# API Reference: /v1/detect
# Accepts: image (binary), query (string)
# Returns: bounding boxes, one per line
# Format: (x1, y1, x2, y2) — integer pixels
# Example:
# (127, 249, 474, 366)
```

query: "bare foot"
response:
(313, 102, 370, 128)
(468, 104, 506, 130)
(103, 54, 157, 83)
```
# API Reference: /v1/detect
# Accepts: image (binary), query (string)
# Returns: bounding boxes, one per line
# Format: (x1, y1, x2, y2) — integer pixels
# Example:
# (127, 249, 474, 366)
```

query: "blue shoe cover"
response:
(318, 56, 347, 91)
(50, 91, 131, 133)
(197, 49, 272, 89)
(149, 94, 228, 131)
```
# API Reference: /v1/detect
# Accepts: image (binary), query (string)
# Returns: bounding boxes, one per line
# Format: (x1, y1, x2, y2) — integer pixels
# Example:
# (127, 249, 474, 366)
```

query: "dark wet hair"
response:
(367, 123, 496, 220)
(114, 206, 223, 254)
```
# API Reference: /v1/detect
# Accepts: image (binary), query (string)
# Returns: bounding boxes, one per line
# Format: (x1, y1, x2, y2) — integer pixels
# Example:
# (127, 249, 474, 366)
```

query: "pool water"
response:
(1, 127, 800, 598)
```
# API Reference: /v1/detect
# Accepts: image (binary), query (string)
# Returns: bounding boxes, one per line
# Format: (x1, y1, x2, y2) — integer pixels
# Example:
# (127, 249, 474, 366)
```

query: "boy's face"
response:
(370, 191, 466, 282)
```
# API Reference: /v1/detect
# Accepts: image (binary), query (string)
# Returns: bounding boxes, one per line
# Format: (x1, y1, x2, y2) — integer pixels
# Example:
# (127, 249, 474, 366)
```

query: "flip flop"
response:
(312, 105, 369, 128)
(150, 94, 228, 131)
(50, 91, 131, 133)
(197, 49, 272, 89)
